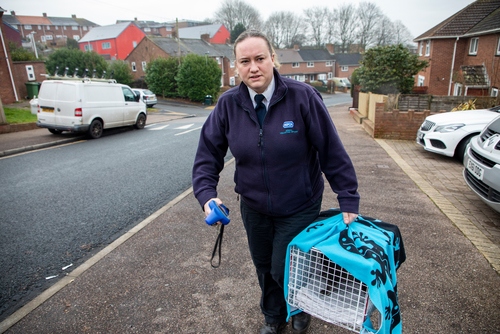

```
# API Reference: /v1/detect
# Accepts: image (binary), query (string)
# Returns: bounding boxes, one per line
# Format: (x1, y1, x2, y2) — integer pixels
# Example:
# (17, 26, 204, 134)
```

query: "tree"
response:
(8, 41, 37, 61)
(145, 57, 180, 98)
(213, 0, 262, 32)
(357, 2, 383, 50)
(303, 7, 329, 47)
(66, 38, 79, 49)
(356, 44, 429, 94)
(108, 60, 133, 85)
(45, 48, 108, 78)
(176, 54, 222, 102)
(264, 11, 304, 49)
(332, 4, 357, 53)
(231, 23, 246, 43)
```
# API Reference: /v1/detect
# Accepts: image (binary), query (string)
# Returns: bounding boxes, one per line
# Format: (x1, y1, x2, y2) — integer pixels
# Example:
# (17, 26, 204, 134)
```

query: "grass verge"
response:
(4, 107, 37, 124)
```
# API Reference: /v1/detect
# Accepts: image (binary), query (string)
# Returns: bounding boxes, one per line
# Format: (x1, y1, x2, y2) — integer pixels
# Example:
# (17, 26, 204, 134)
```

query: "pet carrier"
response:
(285, 209, 405, 334)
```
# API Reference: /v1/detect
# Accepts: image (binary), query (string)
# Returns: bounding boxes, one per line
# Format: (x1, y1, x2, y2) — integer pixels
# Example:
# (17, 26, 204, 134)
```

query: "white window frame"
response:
(307, 62, 314, 68)
(454, 83, 463, 96)
(469, 37, 479, 55)
(292, 62, 299, 68)
(496, 37, 500, 55)
(325, 61, 333, 66)
(425, 40, 431, 56)
(141, 61, 147, 72)
(492, 87, 499, 97)
(230, 76, 236, 86)
(418, 75, 425, 87)
(73, 35, 80, 41)
(341, 66, 348, 72)
(71, 26, 78, 31)
(102, 42, 111, 49)
(131, 62, 137, 72)
(25, 25, 32, 30)
(419, 42, 424, 56)
(230, 60, 235, 68)
(144, 27, 151, 32)
(84, 44, 93, 51)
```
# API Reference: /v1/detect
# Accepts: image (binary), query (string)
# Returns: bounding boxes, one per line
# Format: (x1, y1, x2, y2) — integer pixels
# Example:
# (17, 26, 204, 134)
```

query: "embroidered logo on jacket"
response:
(281, 121, 298, 134)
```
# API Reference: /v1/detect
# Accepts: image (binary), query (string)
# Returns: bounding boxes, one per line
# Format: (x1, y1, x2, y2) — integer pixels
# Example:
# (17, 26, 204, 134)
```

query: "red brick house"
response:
(79, 22, 146, 60)
(125, 36, 236, 87)
(414, 0, 500, 97)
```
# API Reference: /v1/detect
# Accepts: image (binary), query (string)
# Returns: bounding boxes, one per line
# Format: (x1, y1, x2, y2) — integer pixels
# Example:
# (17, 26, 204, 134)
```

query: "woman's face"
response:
(235, 37, 275, 94)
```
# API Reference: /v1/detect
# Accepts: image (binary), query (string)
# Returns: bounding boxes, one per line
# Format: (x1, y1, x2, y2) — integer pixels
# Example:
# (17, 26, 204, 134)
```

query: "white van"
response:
(332, 77, 351, 89)
(36, 79, 147, 139)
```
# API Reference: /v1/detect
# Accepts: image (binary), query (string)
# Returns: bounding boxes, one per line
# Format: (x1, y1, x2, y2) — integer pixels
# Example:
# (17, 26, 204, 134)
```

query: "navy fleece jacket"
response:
(192, 69, 359, 216)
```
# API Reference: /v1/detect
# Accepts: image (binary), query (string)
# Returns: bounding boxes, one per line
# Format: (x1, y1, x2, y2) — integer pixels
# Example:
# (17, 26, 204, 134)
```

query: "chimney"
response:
(293, 45, 300, 51)
(43, 13, 47, 17)
(11, 11, 16, 16)
(72, 14, 76, 19)
(326, 43, 334, 54)
(201, 33, 210, 43)
(134, 17, 138, 21)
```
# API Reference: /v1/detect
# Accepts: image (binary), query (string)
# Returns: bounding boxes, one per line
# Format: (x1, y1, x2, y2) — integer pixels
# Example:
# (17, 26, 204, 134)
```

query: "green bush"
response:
(176, 54, 222, 102)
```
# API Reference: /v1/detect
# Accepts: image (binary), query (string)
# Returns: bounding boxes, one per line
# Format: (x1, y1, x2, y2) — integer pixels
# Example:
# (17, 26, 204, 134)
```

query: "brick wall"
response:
(12, 61, 46, 99)
(0, 27, 17, 104)
(373, 102, 442, 140)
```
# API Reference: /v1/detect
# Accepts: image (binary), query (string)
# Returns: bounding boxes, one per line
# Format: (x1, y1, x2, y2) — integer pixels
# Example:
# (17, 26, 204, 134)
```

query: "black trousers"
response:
(240, 197, 322, 324)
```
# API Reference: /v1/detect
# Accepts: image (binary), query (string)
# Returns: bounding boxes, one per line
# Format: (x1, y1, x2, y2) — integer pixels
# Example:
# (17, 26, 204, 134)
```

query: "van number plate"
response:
(42, 107, 54, 113)
(467, 159, 483, 180)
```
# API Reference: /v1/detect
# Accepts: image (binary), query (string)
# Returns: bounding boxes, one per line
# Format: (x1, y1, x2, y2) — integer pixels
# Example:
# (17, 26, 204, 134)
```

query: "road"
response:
(0, 92, 352, 321)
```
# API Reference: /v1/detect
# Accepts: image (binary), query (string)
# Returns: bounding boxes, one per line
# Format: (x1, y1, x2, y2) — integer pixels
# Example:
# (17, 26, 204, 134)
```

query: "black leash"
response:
(210, 225, 224, 268)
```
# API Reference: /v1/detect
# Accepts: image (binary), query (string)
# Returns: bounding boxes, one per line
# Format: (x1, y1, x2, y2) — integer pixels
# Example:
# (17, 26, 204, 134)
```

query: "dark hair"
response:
(233, 30, 280, 68)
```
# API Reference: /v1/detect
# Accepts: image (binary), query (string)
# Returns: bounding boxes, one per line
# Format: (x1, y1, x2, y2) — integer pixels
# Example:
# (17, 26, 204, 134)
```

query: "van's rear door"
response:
(54, 83, 79, 127)
(37, 82, 58, 126)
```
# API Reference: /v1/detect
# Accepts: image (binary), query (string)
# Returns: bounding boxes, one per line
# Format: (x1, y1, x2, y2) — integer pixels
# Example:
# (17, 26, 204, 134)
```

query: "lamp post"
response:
(30, 32, 38, 59)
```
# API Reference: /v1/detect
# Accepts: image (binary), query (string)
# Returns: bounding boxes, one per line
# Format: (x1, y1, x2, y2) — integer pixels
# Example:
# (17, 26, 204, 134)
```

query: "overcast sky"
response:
(2, 0, 475, 39)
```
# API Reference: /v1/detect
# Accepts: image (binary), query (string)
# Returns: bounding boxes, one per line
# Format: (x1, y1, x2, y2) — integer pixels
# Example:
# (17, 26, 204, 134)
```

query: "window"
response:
(492, 88, 499, 97)
(47, 26, 51, 30)
(55, 26, 59, 30)
(45, 35, 53, 40)
(144, 27, 151, 32)
(141, 61, 147, 72)
(230, 60, 235, 68)
(38, 25, 42, 30)
(131, 62, 137, 72)
(419, 42, 424, 56)
(496, 37, 500, 55)
(326, 61, 333, 66)
(341, 66, 348, 72)
(84, 44, 93, 51)
(454, 83, 463, 96)
(425, 40, 431, 56)
(102, 42, 111, 49)
(307, 62, 314, 67)
(292, 62, 299, 68)
(25, 25, 32, 30)
(122, 87, 136, 102)
(469, 37, 478, 55)
(72, 26, 78, 30)
(83, 26, 88, 31)
(73, 35, 80, 41)
(63, 26, 67, 30)
(418, 75, 425, 87)
(230, 77, 236, 86)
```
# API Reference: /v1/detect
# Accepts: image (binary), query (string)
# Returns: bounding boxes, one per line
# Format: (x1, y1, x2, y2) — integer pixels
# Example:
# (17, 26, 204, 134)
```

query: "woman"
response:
(192, 30, 360, 334)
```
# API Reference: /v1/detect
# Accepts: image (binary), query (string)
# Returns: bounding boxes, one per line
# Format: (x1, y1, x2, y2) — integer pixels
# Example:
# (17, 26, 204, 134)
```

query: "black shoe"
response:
(292, 312, 311, 334)
(259, 322, 287, 334)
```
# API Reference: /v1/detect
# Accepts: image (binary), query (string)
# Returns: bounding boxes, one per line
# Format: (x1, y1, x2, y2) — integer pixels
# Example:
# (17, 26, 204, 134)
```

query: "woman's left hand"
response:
(343, 212, 358, 225)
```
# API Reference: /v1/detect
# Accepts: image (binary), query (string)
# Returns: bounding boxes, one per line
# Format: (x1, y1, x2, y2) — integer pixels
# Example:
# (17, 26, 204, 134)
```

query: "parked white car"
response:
(416, 105, 500, 162)
(463, 115, 500, 213)
(133, 88, 157, 108)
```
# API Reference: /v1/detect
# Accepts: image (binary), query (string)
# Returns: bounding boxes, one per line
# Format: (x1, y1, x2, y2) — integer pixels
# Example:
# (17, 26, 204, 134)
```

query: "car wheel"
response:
(134, 113, 146, 129)
(455, 135, 475, 163)
(88, 119, 103, 139)
(48, 128, 63, 135)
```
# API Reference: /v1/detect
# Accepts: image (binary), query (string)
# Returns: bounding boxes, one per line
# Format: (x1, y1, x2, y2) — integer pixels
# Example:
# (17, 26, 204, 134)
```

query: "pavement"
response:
(1, 102, 499, 333)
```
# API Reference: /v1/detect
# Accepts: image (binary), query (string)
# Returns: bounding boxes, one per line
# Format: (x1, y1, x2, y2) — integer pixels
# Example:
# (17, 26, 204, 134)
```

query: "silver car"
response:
(463, 115, 500, 213)
(133, 88, 157, 108)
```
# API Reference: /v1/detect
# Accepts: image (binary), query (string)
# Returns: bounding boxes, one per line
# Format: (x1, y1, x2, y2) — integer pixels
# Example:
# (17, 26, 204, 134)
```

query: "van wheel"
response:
(134, 113, 146, 129)
(48, 128, 63, 135)
(88, 120, 103, 139)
